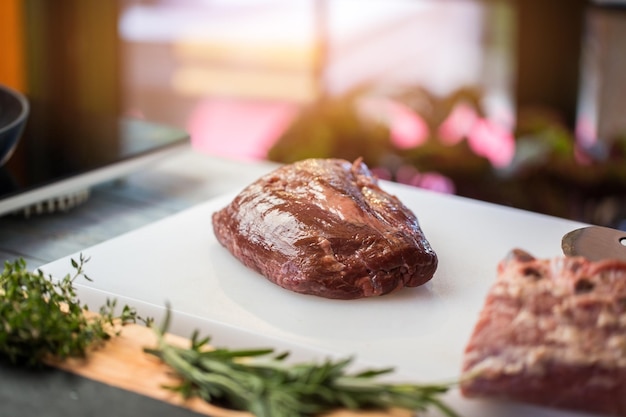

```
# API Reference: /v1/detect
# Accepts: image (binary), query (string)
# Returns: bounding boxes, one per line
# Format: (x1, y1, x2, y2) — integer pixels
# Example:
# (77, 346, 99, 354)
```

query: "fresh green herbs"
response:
(0, 255, 151, 367)
(146, 309, 459, 417)
(1, 256, 458, 416)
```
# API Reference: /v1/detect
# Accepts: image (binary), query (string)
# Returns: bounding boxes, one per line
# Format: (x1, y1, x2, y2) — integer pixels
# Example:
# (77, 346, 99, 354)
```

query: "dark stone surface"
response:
(0, 359, 209, 417)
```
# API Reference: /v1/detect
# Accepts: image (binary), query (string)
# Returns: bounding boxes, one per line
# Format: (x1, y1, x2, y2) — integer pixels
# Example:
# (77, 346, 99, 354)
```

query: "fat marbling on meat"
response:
(211, 158, 437, 299)
(461, 249, 626, 416)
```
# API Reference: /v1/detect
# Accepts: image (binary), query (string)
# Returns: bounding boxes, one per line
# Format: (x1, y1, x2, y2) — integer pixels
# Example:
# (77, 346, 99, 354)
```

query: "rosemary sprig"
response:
(0, 255, 152, 367)
(146, 308, 459, 417)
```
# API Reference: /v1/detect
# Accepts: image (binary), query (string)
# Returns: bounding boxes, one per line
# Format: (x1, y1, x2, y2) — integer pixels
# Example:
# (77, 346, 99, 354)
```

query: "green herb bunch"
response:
(0, 255, 150, 367)
(147, 310, 458, 417)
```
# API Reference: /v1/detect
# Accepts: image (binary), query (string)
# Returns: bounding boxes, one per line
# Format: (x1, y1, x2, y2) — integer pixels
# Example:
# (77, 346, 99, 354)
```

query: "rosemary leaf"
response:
(147, 309, 459, 417)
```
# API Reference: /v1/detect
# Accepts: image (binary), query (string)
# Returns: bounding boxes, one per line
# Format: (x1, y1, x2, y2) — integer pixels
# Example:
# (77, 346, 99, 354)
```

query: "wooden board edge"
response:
(48, 322, 412, 417)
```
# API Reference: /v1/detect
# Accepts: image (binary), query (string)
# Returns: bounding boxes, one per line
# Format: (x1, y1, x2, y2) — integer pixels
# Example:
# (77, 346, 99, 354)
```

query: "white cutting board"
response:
(41, 181, 598, 417)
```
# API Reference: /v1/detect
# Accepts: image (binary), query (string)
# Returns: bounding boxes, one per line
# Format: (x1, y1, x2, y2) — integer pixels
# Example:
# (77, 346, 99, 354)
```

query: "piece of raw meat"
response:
(212, 158, 437, 299)
(461, 248, 626, 416)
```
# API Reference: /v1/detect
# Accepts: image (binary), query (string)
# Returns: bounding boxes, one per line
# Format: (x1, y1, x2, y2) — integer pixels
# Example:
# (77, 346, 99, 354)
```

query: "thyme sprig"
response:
(0, 255, 152, 367)
(146, 308, 459, 417)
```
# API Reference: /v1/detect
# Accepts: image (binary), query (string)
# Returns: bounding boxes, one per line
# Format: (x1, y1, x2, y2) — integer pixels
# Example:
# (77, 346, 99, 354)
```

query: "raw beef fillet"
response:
(461, 248, 626, 416)
(211, 158, 437, 299)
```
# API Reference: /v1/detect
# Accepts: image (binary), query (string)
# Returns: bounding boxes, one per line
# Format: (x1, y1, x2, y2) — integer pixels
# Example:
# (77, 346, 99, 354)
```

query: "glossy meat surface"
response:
(212, 158, 437, 299)
(461, 249, 626, 416)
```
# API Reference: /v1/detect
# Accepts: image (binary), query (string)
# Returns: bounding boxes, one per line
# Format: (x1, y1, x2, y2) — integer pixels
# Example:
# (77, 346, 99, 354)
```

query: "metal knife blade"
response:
(562, 225, 626, 262)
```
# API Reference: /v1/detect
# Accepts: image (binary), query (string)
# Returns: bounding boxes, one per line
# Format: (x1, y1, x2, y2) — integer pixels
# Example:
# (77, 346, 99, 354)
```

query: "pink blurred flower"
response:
(467, 118, 515, 167)
(574, 115, 596, 165)
(575, 114, 597, 149)
(438, 102, 478, 145)
(394, 164, 456, 194)
(417, 172, 456, 194)
(438, 102, 516, 168)
(359, 97, 429, 149)
(386, 100, 429, 149)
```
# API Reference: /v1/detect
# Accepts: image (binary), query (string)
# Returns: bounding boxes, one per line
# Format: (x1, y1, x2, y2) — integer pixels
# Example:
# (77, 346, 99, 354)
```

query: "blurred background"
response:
(2, 0, 626, 228)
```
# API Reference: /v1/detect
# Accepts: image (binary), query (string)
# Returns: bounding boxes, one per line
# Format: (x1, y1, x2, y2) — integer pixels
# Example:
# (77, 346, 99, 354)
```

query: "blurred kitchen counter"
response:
(0, 149, 279, 268)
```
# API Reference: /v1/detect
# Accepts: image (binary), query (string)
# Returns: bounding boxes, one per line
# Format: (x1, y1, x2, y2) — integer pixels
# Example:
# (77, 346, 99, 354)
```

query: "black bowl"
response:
(0, 84, 29, 167)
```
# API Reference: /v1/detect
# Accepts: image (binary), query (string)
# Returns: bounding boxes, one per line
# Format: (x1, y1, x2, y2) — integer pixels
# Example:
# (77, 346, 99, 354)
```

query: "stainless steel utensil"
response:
(561, 225, 626, 262)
